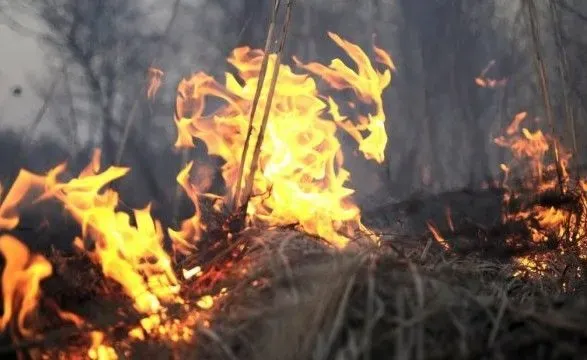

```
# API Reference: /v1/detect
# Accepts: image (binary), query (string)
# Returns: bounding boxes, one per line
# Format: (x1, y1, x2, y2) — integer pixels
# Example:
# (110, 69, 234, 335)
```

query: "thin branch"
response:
(18, 72, 61, 159)
(525, 0, 565, 194)
(548, 0, 579, 169)
(114, 0, 182, 165)
(232, 0, 282, 212)
(238, 0, 295, 221)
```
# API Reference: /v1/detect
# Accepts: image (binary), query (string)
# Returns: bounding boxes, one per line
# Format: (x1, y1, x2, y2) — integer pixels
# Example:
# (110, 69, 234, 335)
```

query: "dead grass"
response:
(4, 220, 587, 359)
(192, 228, 587, 360)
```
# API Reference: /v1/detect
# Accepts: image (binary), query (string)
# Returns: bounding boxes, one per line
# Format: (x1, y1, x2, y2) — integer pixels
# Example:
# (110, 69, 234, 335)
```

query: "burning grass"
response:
(2, 20, 587, 358)
(3, 228, 587, 359)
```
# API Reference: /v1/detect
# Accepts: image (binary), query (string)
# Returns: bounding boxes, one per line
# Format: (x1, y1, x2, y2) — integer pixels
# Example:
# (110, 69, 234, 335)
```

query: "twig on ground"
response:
(198, 326, 239, 360)
(318, 273, 357, 360)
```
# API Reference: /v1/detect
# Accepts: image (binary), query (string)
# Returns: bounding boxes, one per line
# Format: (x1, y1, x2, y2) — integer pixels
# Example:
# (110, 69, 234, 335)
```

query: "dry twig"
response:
(232, 0, 283, 212)
(238, 0, 296, 220)
(525, 0, 565, 194)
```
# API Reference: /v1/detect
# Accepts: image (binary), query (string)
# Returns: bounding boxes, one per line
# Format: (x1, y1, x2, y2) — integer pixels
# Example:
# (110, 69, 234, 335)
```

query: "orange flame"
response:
(475, 60, 507, 89)
(168, 162, 202, 255)
(0, 32, 395, 355)
(495, 112, 584, 275)
(44, 156, 179, 313)
(426, 221, 450, 251)
(1, 150, 179, 313)
(147, 67, 164, 100)
(88, 331, 118, 360)
(0, 235, 52, 338)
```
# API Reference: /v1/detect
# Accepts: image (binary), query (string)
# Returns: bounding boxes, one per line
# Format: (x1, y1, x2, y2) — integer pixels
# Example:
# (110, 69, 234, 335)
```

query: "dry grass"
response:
(191, 228, 587, 360)
(4, 205, 587, 359)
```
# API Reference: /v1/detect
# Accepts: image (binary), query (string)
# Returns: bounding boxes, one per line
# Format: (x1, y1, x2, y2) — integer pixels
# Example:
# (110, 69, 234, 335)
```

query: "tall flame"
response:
(0, 235, 52, 338)
(0, 32, 395, 356)
(172, 33, 394, 247)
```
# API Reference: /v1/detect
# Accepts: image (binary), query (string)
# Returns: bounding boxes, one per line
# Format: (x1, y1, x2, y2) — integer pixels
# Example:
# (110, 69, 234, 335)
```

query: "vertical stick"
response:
(172, 148, 190, 227)
(232, 0, 282, 211)
(525, 0, 565, 194)
(548, 0, 578, 172)
(238, 0, 295, 218)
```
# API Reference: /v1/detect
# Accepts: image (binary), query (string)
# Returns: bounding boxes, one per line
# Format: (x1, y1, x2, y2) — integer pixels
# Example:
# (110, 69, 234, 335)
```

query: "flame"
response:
(167, 161, 221, 256)
(173, 33, 393, 247)
(426, 221, 450, 251)
(147, 67, 164, 99)
(0, 170, 47, 230)
(44, 154, 180, 313)
(0, 32, 395, 355)
(1, 150, 179, 314)
(88, 331, 118, 360)
(494, 112, 585, 276)
(475, 60, 507, 89)
(0, 235, 52, 338)
(196, 295, 214, 310)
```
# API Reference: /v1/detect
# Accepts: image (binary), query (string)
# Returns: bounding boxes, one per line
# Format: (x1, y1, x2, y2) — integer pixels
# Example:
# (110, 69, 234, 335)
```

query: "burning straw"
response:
(0, 24, 395, 359)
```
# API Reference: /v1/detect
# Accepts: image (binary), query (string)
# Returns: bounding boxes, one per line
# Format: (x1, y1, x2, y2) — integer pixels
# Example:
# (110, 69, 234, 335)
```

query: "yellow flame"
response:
(0, 235, 52, 338)
(168, 161, 202, 255)
(1, 150, 179, 314)
(173, 33, 393, 247)
(88, 331, 118, 360)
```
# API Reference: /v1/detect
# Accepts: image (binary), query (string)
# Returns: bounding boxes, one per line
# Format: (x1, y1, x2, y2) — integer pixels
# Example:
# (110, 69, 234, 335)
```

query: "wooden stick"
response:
(232, 0, 282, 212)
(238, 0, 295, 220)
(525, 0, 565, 194)
(548, 0, 579, 175)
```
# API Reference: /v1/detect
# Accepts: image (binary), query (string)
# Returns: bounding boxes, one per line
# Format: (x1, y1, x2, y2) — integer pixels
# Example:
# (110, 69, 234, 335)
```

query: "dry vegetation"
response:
(188, 213, 587, 360)
(3, 1, 587, 359)
(4, 215, 587, 359)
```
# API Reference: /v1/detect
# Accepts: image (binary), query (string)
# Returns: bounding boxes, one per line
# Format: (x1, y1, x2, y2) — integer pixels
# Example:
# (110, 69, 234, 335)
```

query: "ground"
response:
(3, 188, 587, 359)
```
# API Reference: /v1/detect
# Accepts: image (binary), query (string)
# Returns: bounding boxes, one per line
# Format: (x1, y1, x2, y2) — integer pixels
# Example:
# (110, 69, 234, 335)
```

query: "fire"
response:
(147, 67, 164, 99)
(172, 32, 393, 247)
(0, 235, 52, 338)
(1, 150, 180, 314)
(494, 112, 586, 276)
(0, 31, 395, 356)
(168, 161, 204, 256)
(475, 60, 507, 89)
(88, 331, 118, 360)
(426, 221, 450, 251)
(46, 154, 181, 313)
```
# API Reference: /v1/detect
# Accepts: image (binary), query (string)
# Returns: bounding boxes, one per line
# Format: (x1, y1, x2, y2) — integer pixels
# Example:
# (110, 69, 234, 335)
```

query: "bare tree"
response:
(34, 0, 164, 165)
